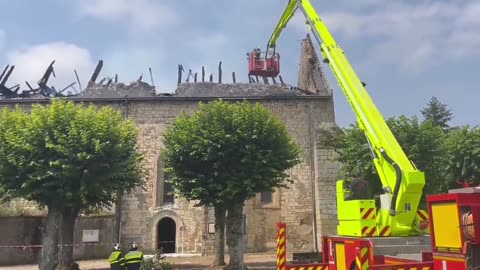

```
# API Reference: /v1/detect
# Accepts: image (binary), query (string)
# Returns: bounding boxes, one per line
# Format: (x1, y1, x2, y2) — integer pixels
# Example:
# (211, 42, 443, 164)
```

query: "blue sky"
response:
(0, 0, 479, 128)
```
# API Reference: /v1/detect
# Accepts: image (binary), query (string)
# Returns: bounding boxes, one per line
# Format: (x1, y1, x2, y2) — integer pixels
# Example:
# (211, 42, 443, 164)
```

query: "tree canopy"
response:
(0, 99, 145, 270)
(161, 100, 301, 205)
(444, 126, 480, 190)
(161, 100, 301, 269)
(0, 99, 144, 210)
(330, 115, 445, 199)
(328, 97, 480, 204)
(421, 96, 453, 131)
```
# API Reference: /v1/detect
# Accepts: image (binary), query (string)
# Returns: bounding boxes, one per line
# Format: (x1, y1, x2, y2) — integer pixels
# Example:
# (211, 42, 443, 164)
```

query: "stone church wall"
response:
(0, 33, 343, 255)
(0, 92, 338, 254)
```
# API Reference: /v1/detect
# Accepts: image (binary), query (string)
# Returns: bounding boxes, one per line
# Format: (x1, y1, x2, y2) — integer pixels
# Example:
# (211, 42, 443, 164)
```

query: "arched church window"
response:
(163, 172, 174, 205)
(156, 158, 174, 207)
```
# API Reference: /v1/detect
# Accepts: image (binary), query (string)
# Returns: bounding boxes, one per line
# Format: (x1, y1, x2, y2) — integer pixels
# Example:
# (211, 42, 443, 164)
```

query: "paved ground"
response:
(1, 252, 280, 270)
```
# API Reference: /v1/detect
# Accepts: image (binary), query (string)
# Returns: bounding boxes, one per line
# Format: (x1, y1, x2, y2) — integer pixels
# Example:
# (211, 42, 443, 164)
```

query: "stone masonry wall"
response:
(0, 215, 116, 266)
(0, 89, 339, 254)
(0, 27, 347, 259)
(297, 34, 333, 96)
(314, 141, 342, 248)
(116, 96, 335, 254)
(297, 33, 342, 251)
(116, 100, 205, 253)
(0, 32, 343, 256)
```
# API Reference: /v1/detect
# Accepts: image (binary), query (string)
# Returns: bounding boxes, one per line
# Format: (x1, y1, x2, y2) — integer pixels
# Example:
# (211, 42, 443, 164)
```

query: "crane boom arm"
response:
(266, 1, 298, 49)
(267, 0, 425, 235)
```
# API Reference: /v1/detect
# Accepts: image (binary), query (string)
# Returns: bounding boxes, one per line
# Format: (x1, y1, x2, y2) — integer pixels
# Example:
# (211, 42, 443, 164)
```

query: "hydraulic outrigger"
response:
(253, 0, 480, 268)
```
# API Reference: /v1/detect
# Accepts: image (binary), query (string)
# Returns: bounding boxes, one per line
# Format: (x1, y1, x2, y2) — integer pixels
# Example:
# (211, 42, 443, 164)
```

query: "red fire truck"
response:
(250, 0, 480, 269)
(276, 188, 480, 269)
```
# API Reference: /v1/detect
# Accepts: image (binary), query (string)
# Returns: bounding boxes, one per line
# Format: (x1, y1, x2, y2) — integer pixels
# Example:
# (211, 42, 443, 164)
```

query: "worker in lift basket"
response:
(108, 243, 126, 270)
(254, 47, 261, 59)
(124, 242, 144, 270)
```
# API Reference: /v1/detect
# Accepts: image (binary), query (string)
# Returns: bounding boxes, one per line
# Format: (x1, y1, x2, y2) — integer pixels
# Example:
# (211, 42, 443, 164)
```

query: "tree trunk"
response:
(225, 201, 245, 270)
(212, 205, 226, 266)
(114, 191, 123, 243)
(39, 205, 62, 270)
(58, 208, 79, 270)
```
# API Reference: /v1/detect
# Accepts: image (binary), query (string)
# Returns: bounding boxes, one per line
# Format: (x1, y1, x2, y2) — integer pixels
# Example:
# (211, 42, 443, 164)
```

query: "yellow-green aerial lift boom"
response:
(252, 0, 429, 237)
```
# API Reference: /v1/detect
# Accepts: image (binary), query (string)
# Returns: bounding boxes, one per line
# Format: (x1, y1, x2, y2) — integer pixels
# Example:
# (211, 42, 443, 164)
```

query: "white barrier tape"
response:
(0, 244, 42, 248)
(0, 242, 146, 248)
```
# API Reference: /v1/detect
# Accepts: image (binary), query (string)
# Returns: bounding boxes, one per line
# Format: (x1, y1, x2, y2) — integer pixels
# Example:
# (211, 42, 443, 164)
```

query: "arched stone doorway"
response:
(157, 217, 176, 253)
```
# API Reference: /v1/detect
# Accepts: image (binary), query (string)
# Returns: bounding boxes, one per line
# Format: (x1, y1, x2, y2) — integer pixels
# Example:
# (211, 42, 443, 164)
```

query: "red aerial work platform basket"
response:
(247, 49, 280, 77)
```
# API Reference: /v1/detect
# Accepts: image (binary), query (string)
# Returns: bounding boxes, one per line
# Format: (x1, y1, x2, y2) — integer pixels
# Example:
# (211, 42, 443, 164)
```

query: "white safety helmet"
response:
(129, 242, 138, 250)
(114, 243, 121, 251)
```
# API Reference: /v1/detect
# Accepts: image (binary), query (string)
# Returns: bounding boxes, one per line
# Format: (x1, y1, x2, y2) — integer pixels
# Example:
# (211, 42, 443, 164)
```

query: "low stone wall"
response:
(0, 215, 116, 266)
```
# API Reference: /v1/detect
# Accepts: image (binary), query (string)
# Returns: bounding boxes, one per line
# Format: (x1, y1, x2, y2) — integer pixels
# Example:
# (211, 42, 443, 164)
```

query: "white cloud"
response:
(76, 0, 180, 31)
(294, 1, 480, 74)
(6, 42, 96, 93)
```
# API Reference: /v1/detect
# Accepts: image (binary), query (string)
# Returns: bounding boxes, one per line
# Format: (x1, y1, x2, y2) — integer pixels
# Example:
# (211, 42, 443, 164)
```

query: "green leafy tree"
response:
(387, 116, 447, 198)
(331, 115, 446, 204)
(161, 100, 300, 269)
(0, 100, 145, 270)
(328, 123, 381, 194)
(421, 96, 453, 131)
(444, 126, 480, 190)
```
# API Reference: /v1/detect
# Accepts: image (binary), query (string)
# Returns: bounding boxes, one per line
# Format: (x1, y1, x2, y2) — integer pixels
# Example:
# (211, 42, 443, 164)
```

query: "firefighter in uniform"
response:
(345, 178, 371, 200)
(108, 243, 126, 270)
(124, 242, 144, 270)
